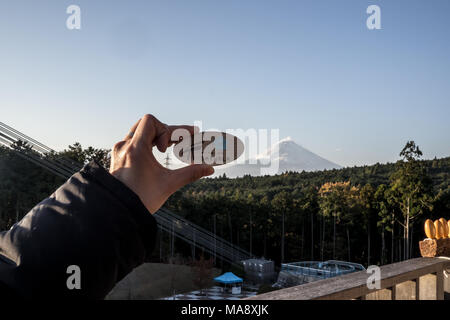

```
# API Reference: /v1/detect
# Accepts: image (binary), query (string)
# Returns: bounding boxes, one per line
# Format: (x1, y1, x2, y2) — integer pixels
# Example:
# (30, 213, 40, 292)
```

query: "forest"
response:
(0, 141, 449, 268)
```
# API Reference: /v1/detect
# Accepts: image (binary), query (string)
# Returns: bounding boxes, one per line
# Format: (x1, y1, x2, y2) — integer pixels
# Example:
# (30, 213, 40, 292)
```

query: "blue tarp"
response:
(213, 272, 243, 284)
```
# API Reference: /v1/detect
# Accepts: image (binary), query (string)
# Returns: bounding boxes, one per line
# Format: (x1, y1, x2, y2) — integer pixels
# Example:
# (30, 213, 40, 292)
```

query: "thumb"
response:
(168, 164, 215, 192)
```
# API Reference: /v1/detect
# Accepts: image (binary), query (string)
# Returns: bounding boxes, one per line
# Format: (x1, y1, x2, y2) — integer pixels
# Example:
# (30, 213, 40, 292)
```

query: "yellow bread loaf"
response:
(424, 219, 436, 239)
(448, 220, 450, 238)
(439, 218, 449, 238)
(434, 220, 445, 239)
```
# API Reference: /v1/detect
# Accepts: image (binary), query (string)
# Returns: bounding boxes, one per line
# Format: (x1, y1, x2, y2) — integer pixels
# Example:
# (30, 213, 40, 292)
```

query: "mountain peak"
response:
(213, 138, 342, 178)
(278, 136, 294, 143)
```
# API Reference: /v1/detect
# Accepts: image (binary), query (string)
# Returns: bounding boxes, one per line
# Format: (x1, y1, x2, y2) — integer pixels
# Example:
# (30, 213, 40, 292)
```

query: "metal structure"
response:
(242, 258, 276, 284)
(0, 122, 82, 178)
(281, 260, 365, 280)
(0, 121, 252, 264)
(273, 259, 365, 288)
(164, 154, 171, 169)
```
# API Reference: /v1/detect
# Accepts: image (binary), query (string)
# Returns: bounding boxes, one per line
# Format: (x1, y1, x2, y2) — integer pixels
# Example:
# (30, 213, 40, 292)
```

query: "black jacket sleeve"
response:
(0, 161, 158, 299)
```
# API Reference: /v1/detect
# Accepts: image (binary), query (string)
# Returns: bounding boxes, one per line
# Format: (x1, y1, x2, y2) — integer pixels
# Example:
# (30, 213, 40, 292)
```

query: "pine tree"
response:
(390, 141, 433, 260)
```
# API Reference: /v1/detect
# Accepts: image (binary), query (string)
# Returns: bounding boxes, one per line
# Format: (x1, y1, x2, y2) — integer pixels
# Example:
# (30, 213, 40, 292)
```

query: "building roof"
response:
(214, 272, 243, 284)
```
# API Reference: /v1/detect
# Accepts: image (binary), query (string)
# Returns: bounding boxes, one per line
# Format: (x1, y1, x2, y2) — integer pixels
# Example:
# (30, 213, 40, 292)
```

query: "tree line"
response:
(0, 140, 449, 267)
(166, 141, 449, 266)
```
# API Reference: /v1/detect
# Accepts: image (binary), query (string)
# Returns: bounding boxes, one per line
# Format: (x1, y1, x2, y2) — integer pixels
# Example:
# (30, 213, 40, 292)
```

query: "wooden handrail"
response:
(246, 257, 450, 300)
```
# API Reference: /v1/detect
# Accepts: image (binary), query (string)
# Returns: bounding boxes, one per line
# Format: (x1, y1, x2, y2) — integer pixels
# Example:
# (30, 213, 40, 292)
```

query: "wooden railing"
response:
(246, 257, 450, 300)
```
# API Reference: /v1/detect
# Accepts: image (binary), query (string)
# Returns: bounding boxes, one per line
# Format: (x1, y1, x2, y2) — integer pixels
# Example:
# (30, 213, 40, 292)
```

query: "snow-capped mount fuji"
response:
(213, 137, 342, 178)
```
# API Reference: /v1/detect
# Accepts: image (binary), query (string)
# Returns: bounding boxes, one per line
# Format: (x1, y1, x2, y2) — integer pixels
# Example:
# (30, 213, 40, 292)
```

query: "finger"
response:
(169, 125, 198, 139)
(124, 119, 142, 141)
(156, 125, 200, 152)
(168, 164, 214, 192)
(153, 123, 171, 152)
(132, 114, 169, 149)
(167, 125, 200, 148)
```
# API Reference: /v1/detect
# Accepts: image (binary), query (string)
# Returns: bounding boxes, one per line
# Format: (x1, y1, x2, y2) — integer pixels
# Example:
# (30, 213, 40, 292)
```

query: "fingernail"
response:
(206, 166, 214, 175)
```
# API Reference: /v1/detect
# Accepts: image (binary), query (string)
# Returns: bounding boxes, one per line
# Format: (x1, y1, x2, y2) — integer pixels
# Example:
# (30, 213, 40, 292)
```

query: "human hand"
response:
(109, 114, 214, 213)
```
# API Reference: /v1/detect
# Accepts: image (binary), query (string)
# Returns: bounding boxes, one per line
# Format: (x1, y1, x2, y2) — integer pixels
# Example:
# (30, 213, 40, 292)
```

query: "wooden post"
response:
(390, 286, 397, 300)
(415, 278, 420, 300)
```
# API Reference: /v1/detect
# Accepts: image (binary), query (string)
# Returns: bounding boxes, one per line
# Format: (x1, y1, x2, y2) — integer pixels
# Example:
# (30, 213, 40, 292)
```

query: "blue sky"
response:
(1, 0, 449, 167)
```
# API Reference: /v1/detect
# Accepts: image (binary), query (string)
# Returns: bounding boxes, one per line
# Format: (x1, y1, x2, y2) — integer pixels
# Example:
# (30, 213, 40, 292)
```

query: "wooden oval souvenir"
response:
(173, 131, 244, 166)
